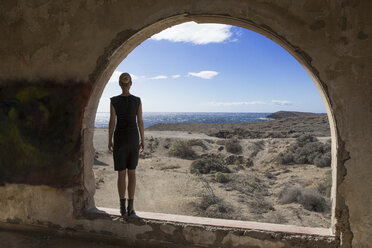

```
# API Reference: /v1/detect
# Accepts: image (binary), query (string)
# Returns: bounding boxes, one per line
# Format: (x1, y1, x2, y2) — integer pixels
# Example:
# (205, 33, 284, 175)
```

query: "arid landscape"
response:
(93, 112, 332, 228)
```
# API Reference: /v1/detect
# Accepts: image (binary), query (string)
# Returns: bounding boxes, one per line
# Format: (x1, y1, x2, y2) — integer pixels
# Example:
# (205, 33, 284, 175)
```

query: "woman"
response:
(108, 72, 144, 217)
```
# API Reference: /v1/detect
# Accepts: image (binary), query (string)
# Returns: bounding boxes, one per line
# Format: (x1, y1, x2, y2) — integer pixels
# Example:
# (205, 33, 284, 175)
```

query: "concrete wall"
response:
(0, 0, 371, 247)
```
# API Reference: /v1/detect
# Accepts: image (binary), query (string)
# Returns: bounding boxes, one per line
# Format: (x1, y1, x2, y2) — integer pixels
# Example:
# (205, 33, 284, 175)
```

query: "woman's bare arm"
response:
(108, 102, 116, 152)
(137, 100, 145, 152)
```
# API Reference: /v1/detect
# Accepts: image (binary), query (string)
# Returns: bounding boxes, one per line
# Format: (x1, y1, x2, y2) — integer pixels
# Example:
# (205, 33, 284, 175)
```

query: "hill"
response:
(266, 111, 323, 120)
(146, 111, 330, 138)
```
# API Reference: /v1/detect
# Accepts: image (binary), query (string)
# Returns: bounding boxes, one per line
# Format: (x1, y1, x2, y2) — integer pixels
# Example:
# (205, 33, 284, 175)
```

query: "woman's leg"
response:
(117, 170, 127, 199)
(127, 169, 136, 199)
(127, 169, 136, 215)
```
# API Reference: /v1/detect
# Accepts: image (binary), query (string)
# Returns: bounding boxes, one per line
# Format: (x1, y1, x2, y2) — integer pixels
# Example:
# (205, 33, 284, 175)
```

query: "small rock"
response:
(245, 158, 254, 167)
(233, 165, 244, 171)
(265, 171, 275, 179)
(215, 140, 226, 145)
(139, 152, 152, 159)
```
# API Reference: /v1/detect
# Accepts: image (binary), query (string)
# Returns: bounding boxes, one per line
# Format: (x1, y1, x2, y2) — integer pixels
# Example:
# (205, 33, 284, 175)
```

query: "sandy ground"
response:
(93, 127, 331, 228)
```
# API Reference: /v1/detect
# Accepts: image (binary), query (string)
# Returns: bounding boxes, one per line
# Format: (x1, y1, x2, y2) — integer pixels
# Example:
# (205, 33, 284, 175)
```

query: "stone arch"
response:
(3, 0, 372, 246)
(81, 13, 338, 234)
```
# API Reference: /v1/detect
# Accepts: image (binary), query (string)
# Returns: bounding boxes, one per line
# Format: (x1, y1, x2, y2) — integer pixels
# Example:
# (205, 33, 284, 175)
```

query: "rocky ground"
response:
(93, 113, 332, 228)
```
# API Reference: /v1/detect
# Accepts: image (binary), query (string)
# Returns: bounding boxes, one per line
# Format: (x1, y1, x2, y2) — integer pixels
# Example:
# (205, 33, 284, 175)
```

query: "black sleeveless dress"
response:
(110, 94, 141, 171)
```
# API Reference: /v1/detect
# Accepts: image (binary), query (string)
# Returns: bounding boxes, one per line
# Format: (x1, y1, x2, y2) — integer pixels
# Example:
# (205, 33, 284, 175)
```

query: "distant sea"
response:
(95, 112, 272, 128)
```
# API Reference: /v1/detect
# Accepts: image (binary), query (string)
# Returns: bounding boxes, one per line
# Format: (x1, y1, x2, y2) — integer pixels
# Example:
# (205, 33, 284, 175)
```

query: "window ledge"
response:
(94, 207, 333, 236)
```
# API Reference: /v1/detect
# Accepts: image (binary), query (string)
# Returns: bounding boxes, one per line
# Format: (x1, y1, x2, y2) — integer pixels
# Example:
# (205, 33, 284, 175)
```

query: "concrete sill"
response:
(92, 207, 334, 237)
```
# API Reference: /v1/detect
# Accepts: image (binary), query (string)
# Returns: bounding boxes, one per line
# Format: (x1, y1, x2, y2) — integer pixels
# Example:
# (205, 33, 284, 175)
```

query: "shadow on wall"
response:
(0, 81, 92, 188)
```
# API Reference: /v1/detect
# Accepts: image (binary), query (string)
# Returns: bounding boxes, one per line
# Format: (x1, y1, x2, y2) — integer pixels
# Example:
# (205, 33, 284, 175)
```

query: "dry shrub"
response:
(248, 196, 275, 214)
(225, 139, 242, 154)
(169, 139, 196, 159)
(160, 165, 181, 170)
(264, 211, 288, 224)
(243, 174, 267, 194)
(199, 195, 233, 219)
(190, 157, 230, 174)
(244, 174, 258, 188)
(196, 177, 233, 220)
(277, 135, 331, 167)
(277, 153, 294, 165)
(214, 172, 230, 183)
(199, 194, 218, 210)
(314, 151, 331, 168)
(188, 139, 207, 149)
(278, 187, 302, 204)
(279, 187, 327, 212)
(224, 155, 253, 167)
(316, 171, 332, 197)
(296, 134, 317, 145)
(299, 189, 327, 212)
(228, 173, 269, 199)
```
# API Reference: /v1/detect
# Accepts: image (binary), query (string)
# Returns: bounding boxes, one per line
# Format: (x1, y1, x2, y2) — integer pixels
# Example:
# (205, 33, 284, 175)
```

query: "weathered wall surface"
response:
(0, 81, 91, 186)
(0, 0, 371, 247)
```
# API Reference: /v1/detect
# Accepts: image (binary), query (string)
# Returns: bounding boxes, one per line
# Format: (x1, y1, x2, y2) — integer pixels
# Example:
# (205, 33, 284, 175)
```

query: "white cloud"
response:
(151, 22, 233, 45)
(235, 29, 243, 37)
(271, 100, 293, 105)
(172, 74, 181, 78)
(188, 71, 218, 79)
(249, 101, 267, 105)
(150, 75, 167, 80)
(202, 101, 266, 106)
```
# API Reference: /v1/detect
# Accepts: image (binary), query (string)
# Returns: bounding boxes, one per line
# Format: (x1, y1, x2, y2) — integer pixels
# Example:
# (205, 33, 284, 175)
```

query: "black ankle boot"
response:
(127, 199, 136, 216)
(120, 198, 126, 216)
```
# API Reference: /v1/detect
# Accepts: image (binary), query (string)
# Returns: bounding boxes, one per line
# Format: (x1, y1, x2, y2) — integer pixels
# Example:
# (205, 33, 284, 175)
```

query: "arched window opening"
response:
(92, 21, 333, 229)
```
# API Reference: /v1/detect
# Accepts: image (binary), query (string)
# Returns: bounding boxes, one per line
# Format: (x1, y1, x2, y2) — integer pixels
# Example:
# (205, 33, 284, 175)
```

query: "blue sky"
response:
(97, 22, 326, 113)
